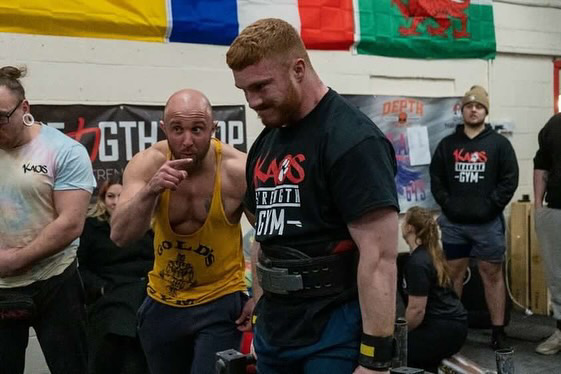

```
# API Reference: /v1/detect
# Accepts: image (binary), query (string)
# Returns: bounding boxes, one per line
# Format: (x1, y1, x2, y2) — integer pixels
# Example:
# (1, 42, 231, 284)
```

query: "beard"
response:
(258, 83, 301, 128)
(462, 107, 487, 128)
(169, 137, 212, 172)
(464, 116, 485, 128)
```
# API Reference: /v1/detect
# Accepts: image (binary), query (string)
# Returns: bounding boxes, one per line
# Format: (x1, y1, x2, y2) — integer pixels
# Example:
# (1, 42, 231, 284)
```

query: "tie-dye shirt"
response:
(0, 124, 96, 287)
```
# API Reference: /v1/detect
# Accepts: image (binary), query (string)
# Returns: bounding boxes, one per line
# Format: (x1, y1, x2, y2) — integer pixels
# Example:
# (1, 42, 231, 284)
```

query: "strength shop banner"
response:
(31, 104, 246, 186)
(344, 95, 461, 211)
(0, 0, 496, 59)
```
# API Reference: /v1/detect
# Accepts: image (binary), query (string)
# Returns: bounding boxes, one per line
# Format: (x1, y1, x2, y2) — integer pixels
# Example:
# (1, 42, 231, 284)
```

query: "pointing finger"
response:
(168, 158, 194, 170)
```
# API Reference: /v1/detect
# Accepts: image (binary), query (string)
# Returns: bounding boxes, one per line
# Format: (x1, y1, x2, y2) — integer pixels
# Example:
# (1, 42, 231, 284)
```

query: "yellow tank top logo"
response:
(156, 240, 215, 267)
(159, 252, 195, 296)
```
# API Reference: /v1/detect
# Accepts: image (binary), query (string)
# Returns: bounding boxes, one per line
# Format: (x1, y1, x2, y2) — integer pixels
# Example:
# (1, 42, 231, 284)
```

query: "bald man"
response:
(111, 89, 250, 374)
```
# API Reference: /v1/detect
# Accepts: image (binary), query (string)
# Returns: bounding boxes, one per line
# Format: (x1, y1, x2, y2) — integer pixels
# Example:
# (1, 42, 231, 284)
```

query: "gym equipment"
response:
(215, 349, 255, 374)
(393, 317, 408, 368)
(439, 353, 496, 374)
(495, 348, 514, 374)
(391, 368, 425, 373)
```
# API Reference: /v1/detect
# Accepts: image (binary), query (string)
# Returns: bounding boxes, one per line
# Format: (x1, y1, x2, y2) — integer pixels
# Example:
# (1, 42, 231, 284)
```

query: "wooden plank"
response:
(529, 206, 550, 315)
(509, 202, 530, 309)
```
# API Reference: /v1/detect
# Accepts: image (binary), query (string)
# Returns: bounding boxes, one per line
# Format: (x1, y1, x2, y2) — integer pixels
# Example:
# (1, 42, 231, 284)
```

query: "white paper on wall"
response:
(407, 126, 431, 166)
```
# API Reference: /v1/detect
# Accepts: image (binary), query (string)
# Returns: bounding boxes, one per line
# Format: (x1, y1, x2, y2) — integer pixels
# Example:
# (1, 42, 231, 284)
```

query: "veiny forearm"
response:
(533, 169, 548, 208)
(358, 254, 396, 337)
(111, 186, 159, 246)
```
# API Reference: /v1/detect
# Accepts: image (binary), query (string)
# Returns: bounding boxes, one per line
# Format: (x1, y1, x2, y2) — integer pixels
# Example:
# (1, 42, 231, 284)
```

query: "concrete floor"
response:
(24, 329, 49, 374)
(459, 311, 561, 374)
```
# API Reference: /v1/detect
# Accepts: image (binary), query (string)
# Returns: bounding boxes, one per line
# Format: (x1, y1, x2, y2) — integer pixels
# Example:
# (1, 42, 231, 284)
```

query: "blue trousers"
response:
(254, 300, 361, 374)
(138, 291, 246, 374)
(0, 261, 88, 374)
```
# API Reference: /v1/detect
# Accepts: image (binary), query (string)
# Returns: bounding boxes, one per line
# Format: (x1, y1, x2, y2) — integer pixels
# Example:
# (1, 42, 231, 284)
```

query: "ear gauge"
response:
(23, 113, 35, 127)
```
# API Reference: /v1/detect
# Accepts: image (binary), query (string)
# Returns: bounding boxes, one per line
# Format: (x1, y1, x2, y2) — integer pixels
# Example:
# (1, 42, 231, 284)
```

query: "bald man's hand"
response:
(147, 158, 193, 194)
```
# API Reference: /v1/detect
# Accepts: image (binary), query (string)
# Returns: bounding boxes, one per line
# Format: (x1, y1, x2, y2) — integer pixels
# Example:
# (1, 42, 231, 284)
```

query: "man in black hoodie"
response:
(430, 86, 519, 350)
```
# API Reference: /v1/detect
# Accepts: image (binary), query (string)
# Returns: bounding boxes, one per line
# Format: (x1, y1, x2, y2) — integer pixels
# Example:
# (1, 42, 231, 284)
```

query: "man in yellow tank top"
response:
(110, 89, 252, 374)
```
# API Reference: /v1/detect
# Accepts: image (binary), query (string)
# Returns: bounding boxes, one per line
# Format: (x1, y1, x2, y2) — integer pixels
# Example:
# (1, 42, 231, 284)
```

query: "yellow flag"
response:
(0, 0, 167, 42)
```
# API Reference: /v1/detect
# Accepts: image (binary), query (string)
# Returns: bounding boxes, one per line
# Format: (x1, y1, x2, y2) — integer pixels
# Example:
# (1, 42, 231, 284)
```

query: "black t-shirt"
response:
(245, 88, 399, 346)
(404, 246, 467, 322)
(534, 113, 561, 209)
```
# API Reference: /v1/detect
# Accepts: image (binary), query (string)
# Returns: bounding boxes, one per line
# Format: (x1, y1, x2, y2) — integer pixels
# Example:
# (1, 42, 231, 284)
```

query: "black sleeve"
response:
(490, 139, 519, 211)
(534, 122, 552, 171)
(77, 219, 107, 296)
(405, 254, 431, 297)
(328, 136, 399, 223)
(429, 141, 450, 210)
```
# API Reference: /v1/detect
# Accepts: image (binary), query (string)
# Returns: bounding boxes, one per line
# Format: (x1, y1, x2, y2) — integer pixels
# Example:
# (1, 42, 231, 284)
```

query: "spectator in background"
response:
(78, 176, 153, 373)
(0, 65, 95, 373)
(533, 112, 561, 355)
(430, 85, 518, 350)
(401, 206, 468, 372)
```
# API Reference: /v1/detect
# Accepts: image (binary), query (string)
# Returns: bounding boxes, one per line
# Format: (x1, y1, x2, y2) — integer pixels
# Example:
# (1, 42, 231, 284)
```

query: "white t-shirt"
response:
(0, 124, 96, 287)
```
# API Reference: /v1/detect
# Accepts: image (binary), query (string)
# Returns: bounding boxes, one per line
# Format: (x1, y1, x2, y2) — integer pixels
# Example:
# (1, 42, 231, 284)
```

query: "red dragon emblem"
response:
(391, 0, 471, 38)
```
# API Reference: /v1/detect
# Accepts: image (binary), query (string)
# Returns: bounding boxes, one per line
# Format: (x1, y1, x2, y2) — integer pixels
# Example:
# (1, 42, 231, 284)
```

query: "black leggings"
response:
(408, 318, 468, 372)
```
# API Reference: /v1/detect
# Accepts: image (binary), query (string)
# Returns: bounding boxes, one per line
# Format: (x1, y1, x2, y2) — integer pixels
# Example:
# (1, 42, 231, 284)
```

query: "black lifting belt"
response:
(257, 246, 357, 297)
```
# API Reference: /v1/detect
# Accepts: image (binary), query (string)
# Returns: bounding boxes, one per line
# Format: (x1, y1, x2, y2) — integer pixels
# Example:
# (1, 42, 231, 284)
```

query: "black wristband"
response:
(357, 333, 393, 371)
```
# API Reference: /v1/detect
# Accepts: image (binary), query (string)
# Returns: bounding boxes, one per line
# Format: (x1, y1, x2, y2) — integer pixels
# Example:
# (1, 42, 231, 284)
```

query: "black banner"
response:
(31, 104, 246, 185)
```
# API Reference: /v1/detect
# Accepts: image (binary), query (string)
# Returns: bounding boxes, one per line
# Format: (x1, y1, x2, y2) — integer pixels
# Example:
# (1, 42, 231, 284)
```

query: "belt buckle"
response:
(256, 262, 303, 295)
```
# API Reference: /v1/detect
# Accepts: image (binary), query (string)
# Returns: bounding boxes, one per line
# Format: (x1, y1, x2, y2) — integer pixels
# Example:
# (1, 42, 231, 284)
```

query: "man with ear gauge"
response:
(111, 89, 250, 374)
(227, 18, 399, 374)
(0, 65, 96, 373)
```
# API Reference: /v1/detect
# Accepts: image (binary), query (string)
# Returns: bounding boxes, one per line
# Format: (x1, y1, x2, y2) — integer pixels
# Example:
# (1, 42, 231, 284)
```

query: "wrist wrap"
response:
(357, 333, 393, 371)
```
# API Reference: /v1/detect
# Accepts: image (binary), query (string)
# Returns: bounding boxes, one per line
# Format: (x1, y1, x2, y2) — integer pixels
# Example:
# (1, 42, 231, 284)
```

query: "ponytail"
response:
(405, 207, 451, 288)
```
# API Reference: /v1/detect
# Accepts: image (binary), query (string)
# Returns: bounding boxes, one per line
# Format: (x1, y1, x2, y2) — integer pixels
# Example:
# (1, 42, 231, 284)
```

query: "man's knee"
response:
(448, 259, 469, 278)
(478, 261, 503, 283)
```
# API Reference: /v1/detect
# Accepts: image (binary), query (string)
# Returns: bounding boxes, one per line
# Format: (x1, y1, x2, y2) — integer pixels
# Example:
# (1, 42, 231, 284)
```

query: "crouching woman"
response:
(401, 206, 468, 372)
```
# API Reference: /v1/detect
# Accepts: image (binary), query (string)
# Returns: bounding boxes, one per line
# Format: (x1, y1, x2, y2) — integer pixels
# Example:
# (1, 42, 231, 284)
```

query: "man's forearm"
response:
(16, 215, 85, 270)
(533, 169, 548, 208)
(405, 307, 424, 330)
(111, 186, 159, 246)
(358, 255, 396, 337)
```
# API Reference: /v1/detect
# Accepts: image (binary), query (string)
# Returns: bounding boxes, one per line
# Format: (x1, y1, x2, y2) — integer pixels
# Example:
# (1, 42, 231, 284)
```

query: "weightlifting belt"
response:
(257, 246, 357, 297)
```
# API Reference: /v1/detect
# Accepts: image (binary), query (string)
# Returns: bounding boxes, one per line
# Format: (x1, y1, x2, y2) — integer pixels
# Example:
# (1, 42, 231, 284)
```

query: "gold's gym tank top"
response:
(148, 139, 246, 307)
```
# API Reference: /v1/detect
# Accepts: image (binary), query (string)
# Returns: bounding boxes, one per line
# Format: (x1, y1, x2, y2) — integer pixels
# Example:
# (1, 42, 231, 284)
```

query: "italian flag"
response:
(0, 0, 496, 59)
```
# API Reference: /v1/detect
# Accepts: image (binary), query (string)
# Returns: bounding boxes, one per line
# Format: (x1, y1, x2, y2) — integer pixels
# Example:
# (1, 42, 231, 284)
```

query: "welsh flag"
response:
(0, 0, 496, 59)
(355, 0, 496, 59)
